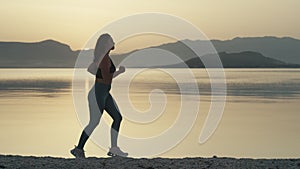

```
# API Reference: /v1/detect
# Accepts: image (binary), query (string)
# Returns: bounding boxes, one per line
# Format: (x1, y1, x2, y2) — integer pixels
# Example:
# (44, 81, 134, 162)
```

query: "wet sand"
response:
(0, 154, 299, 169)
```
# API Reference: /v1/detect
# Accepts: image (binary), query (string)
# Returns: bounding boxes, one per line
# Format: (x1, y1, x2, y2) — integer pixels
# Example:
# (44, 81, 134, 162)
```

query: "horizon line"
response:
(0, 35, 299, 53)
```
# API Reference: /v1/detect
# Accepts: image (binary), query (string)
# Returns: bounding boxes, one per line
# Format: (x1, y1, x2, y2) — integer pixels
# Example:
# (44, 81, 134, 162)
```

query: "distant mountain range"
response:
(0, 40, 78, 68)
(0, 36, 299, 68)
(171, 51, 298, 68)
(212, 37, 300, 64)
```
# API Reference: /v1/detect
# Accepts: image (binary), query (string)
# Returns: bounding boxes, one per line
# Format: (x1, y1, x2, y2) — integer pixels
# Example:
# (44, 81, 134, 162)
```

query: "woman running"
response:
(71, 33, 128, 158)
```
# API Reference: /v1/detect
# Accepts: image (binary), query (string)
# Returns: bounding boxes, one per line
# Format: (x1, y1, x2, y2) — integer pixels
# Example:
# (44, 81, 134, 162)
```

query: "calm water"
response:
(0, 68, 299, 158)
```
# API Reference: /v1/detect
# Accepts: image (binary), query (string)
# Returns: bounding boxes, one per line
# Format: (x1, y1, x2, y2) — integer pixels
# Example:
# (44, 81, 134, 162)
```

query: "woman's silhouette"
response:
(71, 34, 128, 158)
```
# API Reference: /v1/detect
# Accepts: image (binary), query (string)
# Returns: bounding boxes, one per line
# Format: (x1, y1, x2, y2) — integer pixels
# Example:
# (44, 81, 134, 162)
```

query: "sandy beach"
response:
(0, 155, 299, 169)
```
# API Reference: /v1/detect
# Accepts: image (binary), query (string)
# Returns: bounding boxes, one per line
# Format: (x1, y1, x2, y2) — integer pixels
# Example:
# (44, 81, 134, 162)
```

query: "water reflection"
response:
(0, 80, 300, 101)
(0, 79, 71, 98)
(0, 69, 300, 101)
(125, 81, 300, 102)
(1, 69, 300, 158)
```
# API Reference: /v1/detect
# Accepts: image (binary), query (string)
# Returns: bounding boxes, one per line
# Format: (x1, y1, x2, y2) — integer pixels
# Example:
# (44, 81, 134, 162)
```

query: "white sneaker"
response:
(107, 147, 128, 157)
(70, 146, 86, 158)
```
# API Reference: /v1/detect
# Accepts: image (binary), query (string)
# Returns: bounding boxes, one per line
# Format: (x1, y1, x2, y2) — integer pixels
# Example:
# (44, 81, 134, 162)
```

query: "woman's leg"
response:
(77, 84, 107, 149)
(104, 93, 122, 147)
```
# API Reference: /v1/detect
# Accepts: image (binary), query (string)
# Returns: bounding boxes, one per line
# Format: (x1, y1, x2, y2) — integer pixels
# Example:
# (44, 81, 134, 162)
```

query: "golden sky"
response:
(0, 0, 299, 51)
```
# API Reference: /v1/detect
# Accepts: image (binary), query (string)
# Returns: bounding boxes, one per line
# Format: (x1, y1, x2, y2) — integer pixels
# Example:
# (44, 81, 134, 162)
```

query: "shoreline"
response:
(0, 155, 299, 169)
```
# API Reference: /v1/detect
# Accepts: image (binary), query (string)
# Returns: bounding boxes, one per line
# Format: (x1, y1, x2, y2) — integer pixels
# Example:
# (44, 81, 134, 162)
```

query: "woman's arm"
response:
(113, 66, 125, 78)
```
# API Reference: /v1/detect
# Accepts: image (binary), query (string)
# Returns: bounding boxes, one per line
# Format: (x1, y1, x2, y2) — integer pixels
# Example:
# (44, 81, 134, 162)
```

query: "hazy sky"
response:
(0, 0, 299, 51)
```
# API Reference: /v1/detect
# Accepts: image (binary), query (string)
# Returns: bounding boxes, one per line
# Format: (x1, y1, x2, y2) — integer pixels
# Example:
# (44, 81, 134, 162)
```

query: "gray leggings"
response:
(84, 82, 122, 136)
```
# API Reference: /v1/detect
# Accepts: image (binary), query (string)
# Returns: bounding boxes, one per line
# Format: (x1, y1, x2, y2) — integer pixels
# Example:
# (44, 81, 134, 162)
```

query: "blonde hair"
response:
(93, 33, 115, 62)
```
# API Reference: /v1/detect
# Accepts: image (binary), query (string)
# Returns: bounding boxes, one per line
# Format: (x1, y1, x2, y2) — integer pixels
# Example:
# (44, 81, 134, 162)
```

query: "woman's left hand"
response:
(113, 66, 126, 78)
